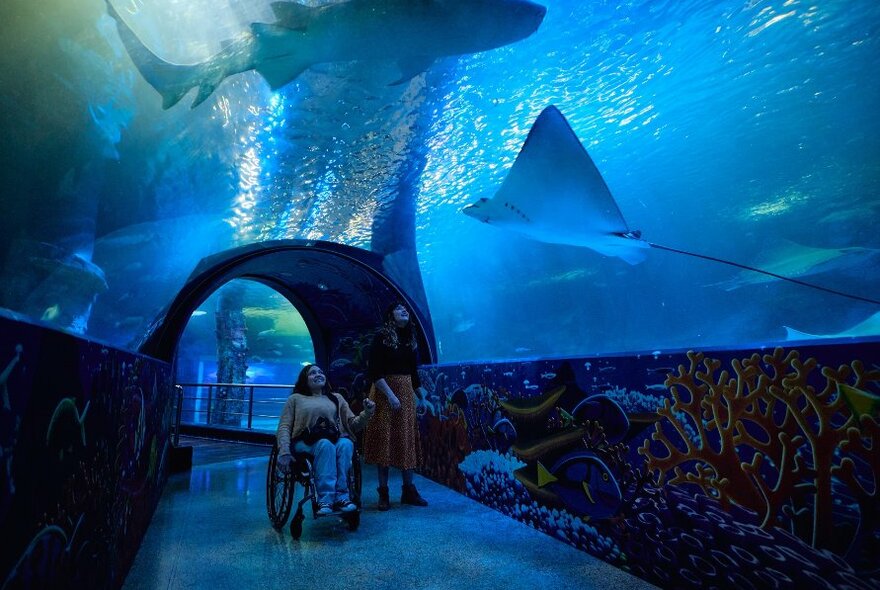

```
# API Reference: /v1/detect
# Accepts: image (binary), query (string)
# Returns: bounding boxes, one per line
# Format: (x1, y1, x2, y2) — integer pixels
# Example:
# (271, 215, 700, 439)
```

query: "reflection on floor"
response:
(123, 437, 656, 590)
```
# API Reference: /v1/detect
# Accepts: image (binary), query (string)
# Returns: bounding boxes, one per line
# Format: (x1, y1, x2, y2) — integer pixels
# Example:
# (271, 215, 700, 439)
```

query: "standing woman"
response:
(363, 301, 428, 510)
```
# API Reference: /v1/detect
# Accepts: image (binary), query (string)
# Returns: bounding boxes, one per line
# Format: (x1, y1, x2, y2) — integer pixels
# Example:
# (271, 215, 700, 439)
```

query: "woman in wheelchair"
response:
(276, 364, 375, 516)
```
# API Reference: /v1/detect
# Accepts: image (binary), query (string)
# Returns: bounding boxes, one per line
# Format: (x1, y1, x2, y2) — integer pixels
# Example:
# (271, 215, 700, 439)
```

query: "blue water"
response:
(0, 0, 878, 362)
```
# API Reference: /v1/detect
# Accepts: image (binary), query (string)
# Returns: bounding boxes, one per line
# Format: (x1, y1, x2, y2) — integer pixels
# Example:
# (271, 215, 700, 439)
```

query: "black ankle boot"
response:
(377, 485, 390, 511)
(401, 483, 428, 506)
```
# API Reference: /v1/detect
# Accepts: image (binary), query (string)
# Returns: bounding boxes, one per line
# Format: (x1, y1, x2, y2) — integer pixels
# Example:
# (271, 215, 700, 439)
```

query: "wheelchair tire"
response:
(344, 511, 360, 531)
(290, 512, 304, 540)
(266, 445, 295, 531)
(351, 453, 363, 507)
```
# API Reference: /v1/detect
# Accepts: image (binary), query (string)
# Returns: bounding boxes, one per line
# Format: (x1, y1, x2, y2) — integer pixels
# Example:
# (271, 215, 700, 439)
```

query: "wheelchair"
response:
(266, 440, 362, 539)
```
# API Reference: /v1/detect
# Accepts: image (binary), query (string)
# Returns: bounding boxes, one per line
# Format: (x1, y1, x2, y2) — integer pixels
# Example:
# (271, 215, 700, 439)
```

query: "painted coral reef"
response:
(638, 347, 880, 566)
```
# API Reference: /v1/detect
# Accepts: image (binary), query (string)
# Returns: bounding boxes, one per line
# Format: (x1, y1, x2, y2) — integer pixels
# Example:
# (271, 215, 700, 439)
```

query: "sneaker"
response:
(335, 499, 357, 513)
(316, 503, 334, 516)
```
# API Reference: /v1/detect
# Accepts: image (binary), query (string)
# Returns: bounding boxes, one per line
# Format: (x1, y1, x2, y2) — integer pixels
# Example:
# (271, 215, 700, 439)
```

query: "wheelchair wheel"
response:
(351, 452, 363, 507)
(266, 445, 295, 531)
(344, 510, 360, 531)
(290, 511, 304, 540)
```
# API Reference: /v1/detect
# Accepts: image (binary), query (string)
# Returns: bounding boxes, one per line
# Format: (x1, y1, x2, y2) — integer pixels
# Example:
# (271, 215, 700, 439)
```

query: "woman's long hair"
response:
(378, 301, 418, 350)
(293, 364, 331, 395)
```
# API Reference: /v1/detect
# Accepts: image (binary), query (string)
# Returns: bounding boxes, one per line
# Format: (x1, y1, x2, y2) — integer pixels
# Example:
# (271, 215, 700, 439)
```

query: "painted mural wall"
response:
(0, 313, 174, 589)
(414, 342, 880, 589)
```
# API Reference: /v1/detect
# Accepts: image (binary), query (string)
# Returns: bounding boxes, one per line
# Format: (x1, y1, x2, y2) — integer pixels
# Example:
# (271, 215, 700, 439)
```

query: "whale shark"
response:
(107, 0, 546, 109)
(461, 105, 651, 265)
(463, 105, 880, 305)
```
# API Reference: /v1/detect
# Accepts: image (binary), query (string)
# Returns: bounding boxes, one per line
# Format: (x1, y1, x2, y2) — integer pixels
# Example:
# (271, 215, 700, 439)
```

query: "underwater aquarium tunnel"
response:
(137, 239, 437, 368)
(1, 0, 879, 588)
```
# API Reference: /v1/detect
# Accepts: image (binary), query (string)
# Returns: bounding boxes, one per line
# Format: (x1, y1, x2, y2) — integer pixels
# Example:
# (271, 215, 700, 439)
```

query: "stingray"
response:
(462, 106, 649, 265)
(462, 106, 880, 306)
(785, 311, 880, 341)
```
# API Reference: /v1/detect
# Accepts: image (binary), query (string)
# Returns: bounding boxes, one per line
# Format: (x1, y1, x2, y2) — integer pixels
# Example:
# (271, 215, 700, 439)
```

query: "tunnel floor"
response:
(123, 437, 656, 590)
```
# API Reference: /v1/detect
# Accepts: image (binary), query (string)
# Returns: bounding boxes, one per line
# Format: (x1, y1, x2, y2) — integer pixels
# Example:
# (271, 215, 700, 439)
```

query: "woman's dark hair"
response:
(379, 301, 417, 350)
(293, 363, 331, 395)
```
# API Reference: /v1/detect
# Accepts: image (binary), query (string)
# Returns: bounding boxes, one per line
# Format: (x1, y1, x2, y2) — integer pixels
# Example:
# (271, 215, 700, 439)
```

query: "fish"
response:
(539, 452, 621, 519)
(784, 311, 880, 341)
(462, 105, 650, 265)
(107, 0, 546, 109)
(46, 398, 90, 460)
(516, 450, 622, 519)
(487, 417, 517, 439)
(571, 394, 629, 444)
(41, 305, 61, 322)
(499, 386, 565, 422)
(837, 383, 880, 418)
(2, 526, 71, 588)
(709, 239, 880, 291)
(1, 344, 23, 411)
(450, 389, 469, 410)
(462, 105, 880, 305)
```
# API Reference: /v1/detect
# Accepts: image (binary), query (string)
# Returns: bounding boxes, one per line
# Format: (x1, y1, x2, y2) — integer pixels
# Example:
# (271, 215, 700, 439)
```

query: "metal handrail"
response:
(173, 381, 295, 434)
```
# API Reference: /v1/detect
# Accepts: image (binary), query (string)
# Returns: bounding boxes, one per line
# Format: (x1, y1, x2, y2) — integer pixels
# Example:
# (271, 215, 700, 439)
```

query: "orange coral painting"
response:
(638, 347, 880, 560)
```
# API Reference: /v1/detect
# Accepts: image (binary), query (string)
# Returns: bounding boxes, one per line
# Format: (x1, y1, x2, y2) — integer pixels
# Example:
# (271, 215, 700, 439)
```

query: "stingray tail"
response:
(106, 1, 204, 109)
(647, 241, 880, 306)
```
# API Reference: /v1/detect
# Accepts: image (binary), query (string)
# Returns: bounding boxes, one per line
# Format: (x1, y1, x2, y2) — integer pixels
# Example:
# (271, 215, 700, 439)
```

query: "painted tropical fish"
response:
(544, 451, 621, 519)
(838, 383, 880, 418)
(570, 394, 629, 444)
(516, 450, 622, 519)
(107, 0, 546, 109)
(2, 526, 70, 588)
(46, 398, 90, 460)
(1, 344, 23, 410)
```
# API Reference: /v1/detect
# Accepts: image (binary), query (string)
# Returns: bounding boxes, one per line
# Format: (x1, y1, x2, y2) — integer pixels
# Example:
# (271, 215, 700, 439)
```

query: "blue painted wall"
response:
(0, 314, 174, 589)
(415, 341, 880, 589)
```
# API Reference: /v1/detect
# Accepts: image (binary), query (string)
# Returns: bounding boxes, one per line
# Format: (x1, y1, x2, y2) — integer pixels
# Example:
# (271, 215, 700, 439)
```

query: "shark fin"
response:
(270, 1, 313, 30)
(251, 22, 298, 41)
(191, 83, 219, 108)
(254, 57, 309, 90)
(389, 55, 434, 85)
(536, 461, 558, 488)
(250, 23, 309, 89)
(106, 0, 200, 109)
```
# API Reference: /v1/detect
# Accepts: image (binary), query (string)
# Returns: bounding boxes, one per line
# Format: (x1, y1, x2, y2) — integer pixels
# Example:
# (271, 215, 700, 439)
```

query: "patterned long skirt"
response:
(363, 374, 422, 470)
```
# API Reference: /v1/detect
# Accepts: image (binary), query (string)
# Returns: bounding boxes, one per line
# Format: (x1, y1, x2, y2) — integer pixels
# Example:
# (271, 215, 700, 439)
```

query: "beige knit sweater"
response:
(276, 392, 372, 458)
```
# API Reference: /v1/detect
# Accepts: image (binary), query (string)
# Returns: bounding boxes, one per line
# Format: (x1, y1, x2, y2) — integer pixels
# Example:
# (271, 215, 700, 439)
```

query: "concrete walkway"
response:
(123, 438, 656, 590)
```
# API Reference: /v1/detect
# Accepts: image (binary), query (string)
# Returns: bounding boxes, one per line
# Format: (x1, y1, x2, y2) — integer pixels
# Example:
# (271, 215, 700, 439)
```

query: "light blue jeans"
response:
(293, 437, 354, 506)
